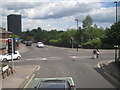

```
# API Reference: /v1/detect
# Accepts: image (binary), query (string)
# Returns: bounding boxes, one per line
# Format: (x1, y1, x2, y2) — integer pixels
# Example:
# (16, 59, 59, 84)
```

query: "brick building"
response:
(0, 28, 12, 50)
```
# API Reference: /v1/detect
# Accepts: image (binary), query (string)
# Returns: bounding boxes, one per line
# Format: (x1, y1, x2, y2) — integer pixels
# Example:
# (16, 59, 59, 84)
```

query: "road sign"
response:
(15, 38, 18, 42)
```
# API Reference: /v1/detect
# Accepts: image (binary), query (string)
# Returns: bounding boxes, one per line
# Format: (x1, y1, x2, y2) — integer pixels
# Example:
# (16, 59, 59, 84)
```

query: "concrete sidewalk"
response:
(0, 43, 36, 89)
(2, 65, 36, 88)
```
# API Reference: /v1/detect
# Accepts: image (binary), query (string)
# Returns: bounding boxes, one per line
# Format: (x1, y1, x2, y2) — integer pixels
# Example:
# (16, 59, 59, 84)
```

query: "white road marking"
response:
(70, 56, 90, 59)
(25, 76, 29, 79)
(26, 57, 62, 61)
(97, 63, 101, 68)
(8, 60, 24, 63)
(43, 58, 47, 60)
(36, 65, 40, 70)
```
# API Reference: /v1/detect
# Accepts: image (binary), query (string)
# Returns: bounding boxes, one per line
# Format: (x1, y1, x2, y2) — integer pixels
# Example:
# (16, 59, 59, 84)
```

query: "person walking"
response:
(93, 49, 97, 59)
(96, 49, 99, 58)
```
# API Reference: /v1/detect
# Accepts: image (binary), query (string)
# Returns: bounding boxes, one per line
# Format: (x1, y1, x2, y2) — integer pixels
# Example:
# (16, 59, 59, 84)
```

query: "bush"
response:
(83, 38, 102, 49)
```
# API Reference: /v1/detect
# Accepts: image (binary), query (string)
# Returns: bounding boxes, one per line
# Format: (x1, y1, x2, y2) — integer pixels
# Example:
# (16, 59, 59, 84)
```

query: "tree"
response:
(82, 15, 93, 30)
(105, 21, 120, 45)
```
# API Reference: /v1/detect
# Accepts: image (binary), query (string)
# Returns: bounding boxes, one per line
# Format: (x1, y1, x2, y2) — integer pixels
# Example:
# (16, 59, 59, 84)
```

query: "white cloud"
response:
(1, 1, 117, 31)
(2, 0, 116, 2)
(23, 2, 101, 19)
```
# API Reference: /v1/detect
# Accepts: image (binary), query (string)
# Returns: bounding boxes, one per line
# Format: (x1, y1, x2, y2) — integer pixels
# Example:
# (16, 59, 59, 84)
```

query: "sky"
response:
(0, 0, 120, 32)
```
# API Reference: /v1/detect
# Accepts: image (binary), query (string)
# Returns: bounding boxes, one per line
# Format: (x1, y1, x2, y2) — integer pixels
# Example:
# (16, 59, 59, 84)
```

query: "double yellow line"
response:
(24, 74, 35, 88)
(23, 65, 40, 88)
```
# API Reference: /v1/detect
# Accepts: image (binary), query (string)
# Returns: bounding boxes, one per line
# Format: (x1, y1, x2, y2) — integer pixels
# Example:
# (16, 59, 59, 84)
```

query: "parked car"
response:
(23, 41, 27, 44)
(0, 51, 21, 62)
(27, 77, 75, 90)
(37, 42, 44, 48)
(26, 41, 32, 46)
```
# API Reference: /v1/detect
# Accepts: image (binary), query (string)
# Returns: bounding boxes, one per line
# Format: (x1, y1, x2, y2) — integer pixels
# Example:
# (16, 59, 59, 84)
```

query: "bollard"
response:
(11, 67, 13, 74)
(6, 69, 9, 76)
(2, 71, 4, 79)
(77, 45, 78, 51)
(118, 49, 120, 60)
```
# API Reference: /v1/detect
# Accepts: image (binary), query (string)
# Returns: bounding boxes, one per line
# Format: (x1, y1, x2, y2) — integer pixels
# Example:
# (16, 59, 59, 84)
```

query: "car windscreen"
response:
(37, 80, 71, 90)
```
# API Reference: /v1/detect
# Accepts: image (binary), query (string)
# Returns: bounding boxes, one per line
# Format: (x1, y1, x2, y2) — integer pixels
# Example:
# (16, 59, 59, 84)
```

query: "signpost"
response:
(15, 38, 18, 42)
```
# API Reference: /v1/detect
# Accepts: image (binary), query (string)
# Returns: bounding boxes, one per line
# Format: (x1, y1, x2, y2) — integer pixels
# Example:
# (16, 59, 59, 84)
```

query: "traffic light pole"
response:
(11, 38, 14, 70)
(8, 38, 14, 71)
(72, 42, 73, 49)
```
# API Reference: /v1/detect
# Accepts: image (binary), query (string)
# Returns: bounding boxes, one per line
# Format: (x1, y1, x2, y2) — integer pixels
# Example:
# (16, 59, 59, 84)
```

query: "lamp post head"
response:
(75, 19, 78, 21)
(114, 1, 117, 3)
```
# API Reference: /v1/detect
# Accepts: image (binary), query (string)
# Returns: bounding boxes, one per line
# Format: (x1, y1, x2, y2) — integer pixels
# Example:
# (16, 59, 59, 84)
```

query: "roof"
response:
(26, 77, 75, 89)
(0, 28, 12, 34)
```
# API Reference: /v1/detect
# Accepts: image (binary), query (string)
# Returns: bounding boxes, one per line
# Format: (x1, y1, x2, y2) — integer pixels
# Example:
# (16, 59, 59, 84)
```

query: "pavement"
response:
(1, 44, 37, 89)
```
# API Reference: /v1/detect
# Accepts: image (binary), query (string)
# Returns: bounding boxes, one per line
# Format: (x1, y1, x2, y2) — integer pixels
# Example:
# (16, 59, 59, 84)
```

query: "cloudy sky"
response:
(0, 0, 120, 32)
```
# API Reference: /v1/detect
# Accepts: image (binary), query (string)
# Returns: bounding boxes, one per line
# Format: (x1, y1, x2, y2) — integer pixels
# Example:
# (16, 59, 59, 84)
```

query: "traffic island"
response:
(97, 60, 120, 87)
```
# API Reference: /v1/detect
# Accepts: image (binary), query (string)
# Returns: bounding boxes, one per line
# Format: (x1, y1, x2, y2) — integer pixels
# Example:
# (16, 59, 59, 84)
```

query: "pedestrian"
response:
(96, 49, 100, 58)
(93, 49, 97, 59)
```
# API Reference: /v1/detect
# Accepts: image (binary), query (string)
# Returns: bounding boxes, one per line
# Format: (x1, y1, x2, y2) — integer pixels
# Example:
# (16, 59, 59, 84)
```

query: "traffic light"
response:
(8, 38, 12, 53)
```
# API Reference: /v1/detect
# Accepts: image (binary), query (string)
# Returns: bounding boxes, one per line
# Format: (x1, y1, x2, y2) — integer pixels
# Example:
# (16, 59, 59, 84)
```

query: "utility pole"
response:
(75, 19, 79, 51)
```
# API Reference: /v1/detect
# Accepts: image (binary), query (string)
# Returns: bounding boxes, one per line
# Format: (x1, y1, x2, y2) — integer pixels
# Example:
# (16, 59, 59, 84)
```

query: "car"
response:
(37, 42, 44, 48)
(0, 51, 21, 62)
(26, 77, 75, 90)
(23, 41, 27, 44)
(26, 41, 32, 46)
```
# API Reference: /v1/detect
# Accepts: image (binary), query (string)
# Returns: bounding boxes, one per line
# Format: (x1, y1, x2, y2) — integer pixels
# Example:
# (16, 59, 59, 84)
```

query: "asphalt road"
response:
(13, 44, 116, 88)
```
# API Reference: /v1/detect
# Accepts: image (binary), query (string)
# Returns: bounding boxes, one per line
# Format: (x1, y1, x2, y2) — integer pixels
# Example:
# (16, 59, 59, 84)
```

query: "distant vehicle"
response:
(23, 41, 27, 44)
(0, 51, 21, 62)
(26, 77, 75, 90)
(26, 41, 32, 46)
(37, 42, 44, 48)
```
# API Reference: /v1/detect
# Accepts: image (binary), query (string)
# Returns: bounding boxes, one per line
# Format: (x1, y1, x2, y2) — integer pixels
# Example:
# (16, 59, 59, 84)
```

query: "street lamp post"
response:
(114, 1, 118, 24)
(75, 19, 79, 51)
(114, 1, 118, 63)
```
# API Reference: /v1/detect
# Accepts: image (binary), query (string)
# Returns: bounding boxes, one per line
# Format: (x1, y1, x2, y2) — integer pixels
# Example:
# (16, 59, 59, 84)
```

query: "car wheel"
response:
(17, 56, 20, 60)
(3, 58, 7, 62)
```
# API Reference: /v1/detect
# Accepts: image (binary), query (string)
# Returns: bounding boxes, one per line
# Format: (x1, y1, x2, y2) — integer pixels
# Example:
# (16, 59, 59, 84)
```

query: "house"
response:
(0, 28, 12, 44)
(0, 28, 12, 54)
